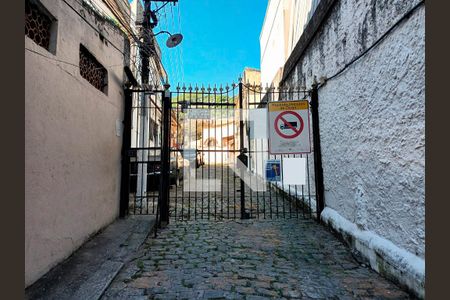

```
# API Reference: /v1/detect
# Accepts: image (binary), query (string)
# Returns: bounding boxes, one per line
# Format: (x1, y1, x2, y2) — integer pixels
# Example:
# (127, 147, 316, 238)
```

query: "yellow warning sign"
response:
(268, 100, 311, 154)
(268, 100, 309, 112)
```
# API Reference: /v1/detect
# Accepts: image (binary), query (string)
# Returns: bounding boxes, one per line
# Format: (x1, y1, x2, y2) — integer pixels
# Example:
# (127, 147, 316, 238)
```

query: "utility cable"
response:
(319, 0, 425, 88)
(170, 3, 181, 85)
(62, 0, 125, 55)
(177, 3, 185, 83)
(25, 47, 124, 70)
(66, 0, 177, 86)
(69, 0, 149, 81)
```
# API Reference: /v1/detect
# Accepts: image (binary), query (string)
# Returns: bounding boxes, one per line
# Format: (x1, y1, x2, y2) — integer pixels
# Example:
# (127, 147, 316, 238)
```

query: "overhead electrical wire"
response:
(65, 0, 148, 82)
(155, 0, 184, 86)
(157, 2, 175, 84)
(170, 3, 181, 85)
(73, 0, 184, 87)
(69, 0, 170, 87)
(25, 47, 124, 70)
(176, 2, 185, 83)
(316, 0, 424, 89)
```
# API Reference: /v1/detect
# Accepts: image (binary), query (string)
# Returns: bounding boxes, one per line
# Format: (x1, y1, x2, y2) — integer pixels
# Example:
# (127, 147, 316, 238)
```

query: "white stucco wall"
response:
(260, 0, 286, 86)
(260, 0, 320, 86)
(25, 0, 126, 287)
(281, 0, 425, 259)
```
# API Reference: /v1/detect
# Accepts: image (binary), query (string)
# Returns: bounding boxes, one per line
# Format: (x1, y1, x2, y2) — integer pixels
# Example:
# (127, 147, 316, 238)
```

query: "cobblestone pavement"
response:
(130, 165, 315, 220)
(102, 219, 413, 300)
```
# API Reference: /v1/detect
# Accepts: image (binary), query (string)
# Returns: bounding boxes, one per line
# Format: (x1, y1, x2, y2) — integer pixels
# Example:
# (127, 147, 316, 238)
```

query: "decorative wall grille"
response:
(25, 1, 52, 51)
(79, 45, 108, 93)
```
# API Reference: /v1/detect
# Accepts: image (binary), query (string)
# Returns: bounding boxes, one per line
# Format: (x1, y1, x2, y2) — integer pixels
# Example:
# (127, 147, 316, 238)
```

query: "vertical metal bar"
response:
(310, 83, 325, 220)
(306, 154, 312, 217)
(194, 88, 198, 220)
(268, 139, 272, 218)
(133, 93, 141, 214)
(220, 86, 224, 219)
(281, 154, 286, 219)
(138, 93, 145, 215)
(153, 92, 160, 236)
(301, 86, 307, 218)
(147, 94, 158, 214)
(159, 87, 171, 226)
(239, 81, 247, 219)
(274, 89, 279, 219)
(187, 86, 192, 221)
(207, 86, 211, 220)
(200, 87, 205, 219)
(233, 84, 237, 219)
(251, 91, 259, 219)
(146, 95, 150, 214)
(226, 86, 230, 219)
(257, 88, 265, 219)
(213, 86, 217, 220)
(174, 88, 179, 220)
(300, 153, 305, 218)
(275, 153, 279, 218)
(181, 89, 186, 220)
(247, 85, 253, 219)
(134, 96, 140, 215)
(295, 90, 301, 219)
(120, 89, 133, 218)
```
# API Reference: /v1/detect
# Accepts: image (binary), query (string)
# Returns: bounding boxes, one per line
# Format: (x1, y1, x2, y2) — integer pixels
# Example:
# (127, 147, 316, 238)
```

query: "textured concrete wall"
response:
(282, 0, 425, 258)
(25, 0, 126, 287)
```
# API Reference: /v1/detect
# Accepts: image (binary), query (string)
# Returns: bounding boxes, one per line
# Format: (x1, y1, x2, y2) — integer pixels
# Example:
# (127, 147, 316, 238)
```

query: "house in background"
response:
(201, 119, 236, 165)
(25, 0, 167, 287)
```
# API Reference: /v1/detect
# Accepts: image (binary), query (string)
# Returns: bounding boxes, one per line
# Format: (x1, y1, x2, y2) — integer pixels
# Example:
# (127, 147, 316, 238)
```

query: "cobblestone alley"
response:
(102, 219, 413, 300)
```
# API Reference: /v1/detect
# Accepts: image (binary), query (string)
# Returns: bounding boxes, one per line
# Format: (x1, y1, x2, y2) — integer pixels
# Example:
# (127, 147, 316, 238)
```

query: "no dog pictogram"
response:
(274, 111, 304, 139)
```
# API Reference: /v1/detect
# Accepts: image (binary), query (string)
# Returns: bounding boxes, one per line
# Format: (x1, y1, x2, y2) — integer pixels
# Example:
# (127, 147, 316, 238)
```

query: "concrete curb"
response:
(321, 207, 425, 299)
(25, 215, 156, 300)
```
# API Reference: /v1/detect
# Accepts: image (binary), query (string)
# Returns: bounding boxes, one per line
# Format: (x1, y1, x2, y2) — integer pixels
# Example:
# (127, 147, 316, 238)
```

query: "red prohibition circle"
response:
(274, 111, 304, 139)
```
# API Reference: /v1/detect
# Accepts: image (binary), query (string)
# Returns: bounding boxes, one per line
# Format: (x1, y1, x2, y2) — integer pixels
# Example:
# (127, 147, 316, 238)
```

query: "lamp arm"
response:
(153, 30, 172, 37)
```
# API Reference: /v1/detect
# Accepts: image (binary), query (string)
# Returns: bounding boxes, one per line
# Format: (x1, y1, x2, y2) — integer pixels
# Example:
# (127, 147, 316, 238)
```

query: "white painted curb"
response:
(321, 207, 425, 299)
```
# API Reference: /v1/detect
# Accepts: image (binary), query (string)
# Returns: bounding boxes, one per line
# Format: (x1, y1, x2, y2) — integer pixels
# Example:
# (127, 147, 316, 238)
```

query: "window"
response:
(25, 0, 57, 53)
(79, 45, 108, 93)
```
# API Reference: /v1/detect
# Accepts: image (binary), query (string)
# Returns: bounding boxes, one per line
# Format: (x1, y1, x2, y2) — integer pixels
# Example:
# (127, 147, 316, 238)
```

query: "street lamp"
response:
(152, 30, 183, 48)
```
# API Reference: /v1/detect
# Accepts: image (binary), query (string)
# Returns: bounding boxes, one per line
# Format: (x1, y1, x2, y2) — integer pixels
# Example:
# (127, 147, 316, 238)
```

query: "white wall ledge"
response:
(321, 207, 425, 299)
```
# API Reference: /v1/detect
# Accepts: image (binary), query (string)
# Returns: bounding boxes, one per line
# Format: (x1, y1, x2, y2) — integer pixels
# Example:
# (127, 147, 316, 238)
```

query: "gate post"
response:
(239, 81, 250, 219)
(310, 82, 325, 220)
(119, 89, 133, 218)
(159, 84, 171, 226)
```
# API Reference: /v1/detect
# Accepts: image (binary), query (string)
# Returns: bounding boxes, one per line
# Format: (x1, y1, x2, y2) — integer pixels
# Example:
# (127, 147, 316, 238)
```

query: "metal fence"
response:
(120, 80, 324, 224)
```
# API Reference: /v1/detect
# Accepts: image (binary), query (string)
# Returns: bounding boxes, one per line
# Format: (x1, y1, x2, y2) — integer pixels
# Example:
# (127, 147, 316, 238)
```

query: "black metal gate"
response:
(120, 80, 323, 223)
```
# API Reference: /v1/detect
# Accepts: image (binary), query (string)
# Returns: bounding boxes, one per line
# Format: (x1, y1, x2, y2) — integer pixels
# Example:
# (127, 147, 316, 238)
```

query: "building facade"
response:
(260, 0, 320, 87)
(25, 0, 166, 287)
(260, 0, 425, 297)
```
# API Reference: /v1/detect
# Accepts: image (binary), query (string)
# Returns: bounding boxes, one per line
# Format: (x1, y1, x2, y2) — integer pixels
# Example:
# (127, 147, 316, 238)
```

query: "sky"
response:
(150, 0, 268, 87)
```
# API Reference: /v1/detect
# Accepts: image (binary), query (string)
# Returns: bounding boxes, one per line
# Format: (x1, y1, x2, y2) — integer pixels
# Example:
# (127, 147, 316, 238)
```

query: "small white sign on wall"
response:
(249, 108, 268, 139)
(116, 119, 123, 137)
(187, 109, 211, 119)
(282, 157, 306, 185)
